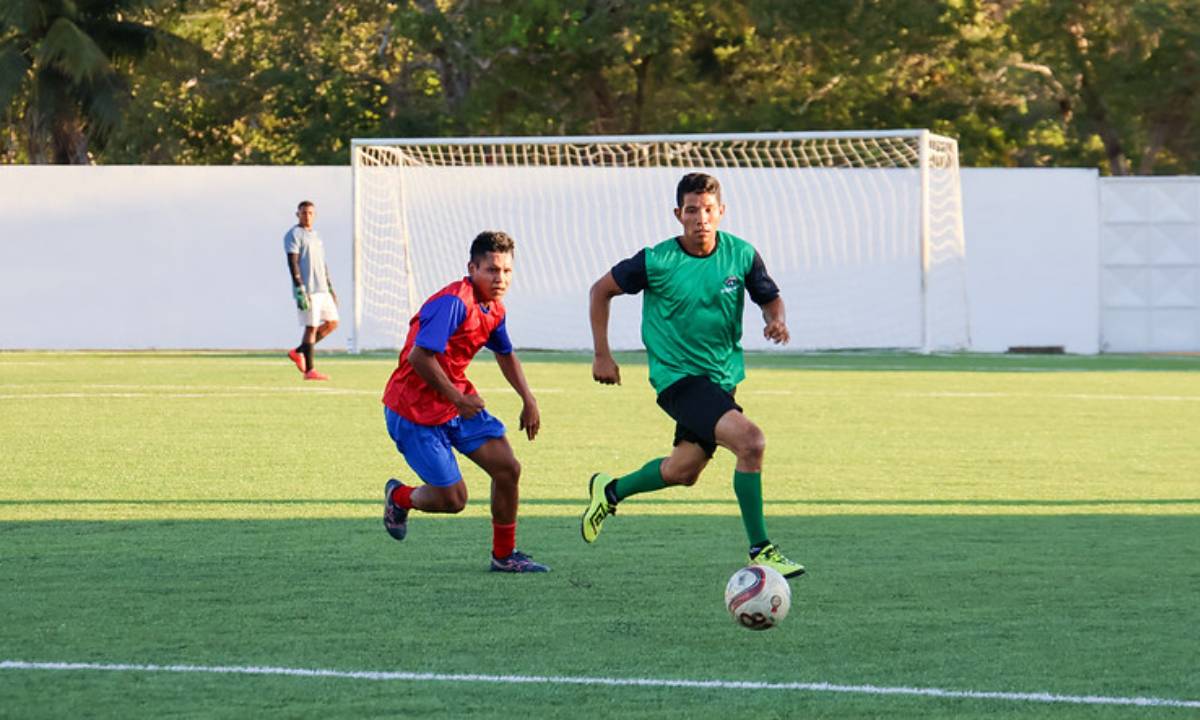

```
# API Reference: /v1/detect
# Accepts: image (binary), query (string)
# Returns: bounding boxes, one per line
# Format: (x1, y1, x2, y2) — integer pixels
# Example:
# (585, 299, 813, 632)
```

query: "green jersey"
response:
(610, 231, 780, 394)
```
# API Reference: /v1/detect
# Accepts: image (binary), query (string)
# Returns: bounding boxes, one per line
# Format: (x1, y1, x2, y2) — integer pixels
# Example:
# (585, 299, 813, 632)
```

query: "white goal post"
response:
(350, 131, 969, 353)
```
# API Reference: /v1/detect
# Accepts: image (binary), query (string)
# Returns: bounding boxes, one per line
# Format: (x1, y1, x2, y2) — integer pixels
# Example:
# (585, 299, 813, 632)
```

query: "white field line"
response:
(742, 389, 1200, 402)
(0, 384, 562, 400)
(896, 391, 1200, 402)
(3, 357, 1197, 372)
(0, 381, 369, 398)
(30, 384, 355, 391)
(0, 660, 1196, 709)
(0, 390, 372, 400)
(759, 363, 1196, 373)
(0, 383, 1186, 402)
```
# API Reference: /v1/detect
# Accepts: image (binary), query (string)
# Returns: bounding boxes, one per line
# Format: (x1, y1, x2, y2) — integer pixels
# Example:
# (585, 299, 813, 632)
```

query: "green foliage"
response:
(2, 0, 1198, 171)
(0, 0, 193, 163)
(1005, 0, 1200, 173)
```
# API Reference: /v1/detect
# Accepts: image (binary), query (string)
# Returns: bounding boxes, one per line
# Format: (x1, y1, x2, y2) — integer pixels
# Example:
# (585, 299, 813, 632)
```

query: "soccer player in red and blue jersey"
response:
(381, 231, 548, 573)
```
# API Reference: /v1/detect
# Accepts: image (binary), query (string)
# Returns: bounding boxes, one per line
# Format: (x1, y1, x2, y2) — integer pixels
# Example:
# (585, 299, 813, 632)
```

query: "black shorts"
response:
(655, 375, 742, 459)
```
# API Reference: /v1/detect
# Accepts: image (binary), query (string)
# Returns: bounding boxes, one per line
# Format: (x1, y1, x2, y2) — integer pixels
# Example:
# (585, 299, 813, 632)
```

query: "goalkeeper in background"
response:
(284, 200, 338, 381)
(381, 231, 548, 573)
(581, 172, 805, 579)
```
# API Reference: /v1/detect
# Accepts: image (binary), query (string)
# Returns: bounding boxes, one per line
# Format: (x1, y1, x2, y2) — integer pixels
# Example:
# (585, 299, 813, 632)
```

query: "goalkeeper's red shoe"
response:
(303, 369, 329, 381)
(287, 349, 306, 373)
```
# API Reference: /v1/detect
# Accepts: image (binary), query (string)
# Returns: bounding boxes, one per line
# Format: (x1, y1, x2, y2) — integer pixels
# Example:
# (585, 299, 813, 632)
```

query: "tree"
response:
(699, 1, 1027, 164)
(4, 0, 1195, 172)
(386, 0, 692, 137)
(0, 0, 195, 163)
(106, 0, 412, 164)
(1006, 0, 1200, 174)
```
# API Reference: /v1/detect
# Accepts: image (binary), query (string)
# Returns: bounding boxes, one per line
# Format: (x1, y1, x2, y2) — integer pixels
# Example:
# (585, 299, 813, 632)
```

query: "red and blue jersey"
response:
(382, 277, 513, 426)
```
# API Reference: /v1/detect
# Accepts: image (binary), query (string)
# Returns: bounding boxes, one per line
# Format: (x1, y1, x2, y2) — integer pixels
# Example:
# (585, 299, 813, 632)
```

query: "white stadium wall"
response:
(1, 166, 352, 351)
(1099, 178, 1200, 352)
(961, 168, 1101, 354)
(2, 164, 1191, 354)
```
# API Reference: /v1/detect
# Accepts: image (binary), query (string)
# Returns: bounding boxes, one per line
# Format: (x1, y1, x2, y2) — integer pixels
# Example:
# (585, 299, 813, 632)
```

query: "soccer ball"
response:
(724, 565, 791, 630)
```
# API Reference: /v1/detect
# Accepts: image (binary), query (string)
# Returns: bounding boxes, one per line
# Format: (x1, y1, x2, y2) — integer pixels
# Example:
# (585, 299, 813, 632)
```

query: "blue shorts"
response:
(384, 406, 507, 487)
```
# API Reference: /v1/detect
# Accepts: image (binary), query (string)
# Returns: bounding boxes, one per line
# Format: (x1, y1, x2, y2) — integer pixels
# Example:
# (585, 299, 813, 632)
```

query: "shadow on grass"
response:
(1, 514, 1197, 719)
(3, 498, 1198, 507)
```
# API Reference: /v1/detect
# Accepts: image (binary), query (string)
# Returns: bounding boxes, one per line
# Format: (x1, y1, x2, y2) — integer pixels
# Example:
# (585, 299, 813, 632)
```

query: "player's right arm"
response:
(284, 227, 309, 310)
(591, 250, 648, 386)
(408, 347, 485, 419)
(286, 253, 308, 310)
(589, 271, 625, 385)
(408, 294, 484, 418)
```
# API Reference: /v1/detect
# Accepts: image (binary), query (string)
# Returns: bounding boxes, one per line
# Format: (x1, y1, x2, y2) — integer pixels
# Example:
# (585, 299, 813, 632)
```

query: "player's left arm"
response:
(325, 265, 337, 304)
(760, 297, 789, 345)
(494, 351, 540, 441)
(487, 318, 539, 440)
(746, 250, 789, 345)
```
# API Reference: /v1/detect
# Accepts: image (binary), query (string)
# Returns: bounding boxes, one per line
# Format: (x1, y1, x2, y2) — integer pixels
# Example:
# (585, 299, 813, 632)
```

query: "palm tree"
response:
(0, 0, 184, 163)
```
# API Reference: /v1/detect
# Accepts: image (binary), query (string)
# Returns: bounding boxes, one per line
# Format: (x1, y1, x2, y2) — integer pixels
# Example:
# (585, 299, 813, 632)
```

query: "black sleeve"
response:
(287, 253, 303, 286)
(610, 249, 648, 294)
(745, 250, 780, 306)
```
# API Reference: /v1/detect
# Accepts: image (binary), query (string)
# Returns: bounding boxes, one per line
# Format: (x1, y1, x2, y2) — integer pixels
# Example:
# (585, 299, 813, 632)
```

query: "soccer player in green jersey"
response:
(581, 172, 805, 579)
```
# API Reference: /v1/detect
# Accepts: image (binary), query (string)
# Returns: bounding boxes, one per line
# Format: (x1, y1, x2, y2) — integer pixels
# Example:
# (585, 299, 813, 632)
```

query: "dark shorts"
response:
(655, 375, 742, 459)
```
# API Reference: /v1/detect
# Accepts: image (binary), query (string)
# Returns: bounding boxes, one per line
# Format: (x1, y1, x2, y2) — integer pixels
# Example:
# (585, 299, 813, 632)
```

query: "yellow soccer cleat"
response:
(749, 543, 806, 579)
(580, 473, 617, 544)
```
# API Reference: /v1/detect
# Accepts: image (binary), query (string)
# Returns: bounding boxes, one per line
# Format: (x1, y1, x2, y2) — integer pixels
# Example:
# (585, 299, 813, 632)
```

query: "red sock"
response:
(492, 522, 516, 559)
(391, 484, 414, 509)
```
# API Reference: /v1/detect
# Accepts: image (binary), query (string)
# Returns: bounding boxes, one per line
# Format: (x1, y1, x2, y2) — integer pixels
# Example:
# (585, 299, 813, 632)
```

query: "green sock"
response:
(613, 458, 667, 502)
(733, 470, 769, 547)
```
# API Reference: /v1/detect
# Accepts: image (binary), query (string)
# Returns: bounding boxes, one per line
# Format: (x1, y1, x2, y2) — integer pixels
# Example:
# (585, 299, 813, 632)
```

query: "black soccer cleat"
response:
(384, 478, 410, 541)
(490, 550, 550, 573)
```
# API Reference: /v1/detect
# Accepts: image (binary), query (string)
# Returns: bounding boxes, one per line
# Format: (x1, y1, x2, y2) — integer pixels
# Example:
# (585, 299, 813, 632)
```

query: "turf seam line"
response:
(1, 660, 1196, 709)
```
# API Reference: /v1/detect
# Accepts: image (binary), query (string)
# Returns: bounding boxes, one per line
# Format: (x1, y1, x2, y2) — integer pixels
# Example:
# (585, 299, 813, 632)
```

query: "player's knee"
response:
(490, 456, 521, 486)
(326, 320, 339, 331)
(492, 453, 520, 480)
(661, 463, 701, 486)
(737, 427, 766, 464)
(434, 484, 468, 513)
(445, 489, 468, 513)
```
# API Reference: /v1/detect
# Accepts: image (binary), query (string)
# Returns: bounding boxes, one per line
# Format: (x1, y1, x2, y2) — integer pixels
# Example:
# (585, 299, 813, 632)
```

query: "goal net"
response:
(351, 131, 968, 353)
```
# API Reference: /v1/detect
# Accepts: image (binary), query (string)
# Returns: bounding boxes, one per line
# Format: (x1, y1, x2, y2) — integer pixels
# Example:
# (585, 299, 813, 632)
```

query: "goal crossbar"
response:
(351, 130, 968, 354)
(353, 129, 932, 148)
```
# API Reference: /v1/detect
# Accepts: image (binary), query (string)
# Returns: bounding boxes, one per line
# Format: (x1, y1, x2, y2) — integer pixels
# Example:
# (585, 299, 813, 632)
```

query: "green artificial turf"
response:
(1, 351, 1197, 718)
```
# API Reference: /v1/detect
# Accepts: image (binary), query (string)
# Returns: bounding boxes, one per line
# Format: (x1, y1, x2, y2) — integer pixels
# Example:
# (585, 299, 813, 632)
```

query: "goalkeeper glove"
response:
(293, 285, 310, 311)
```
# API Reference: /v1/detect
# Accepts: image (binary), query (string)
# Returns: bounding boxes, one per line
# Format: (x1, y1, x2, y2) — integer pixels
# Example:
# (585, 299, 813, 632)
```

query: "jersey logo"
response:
(721, 276, 741, 295)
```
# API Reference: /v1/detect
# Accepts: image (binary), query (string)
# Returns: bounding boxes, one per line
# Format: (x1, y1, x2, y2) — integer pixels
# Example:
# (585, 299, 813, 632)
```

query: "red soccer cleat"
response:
(303, 369, 329, 381)
(287, 349, 307, 373)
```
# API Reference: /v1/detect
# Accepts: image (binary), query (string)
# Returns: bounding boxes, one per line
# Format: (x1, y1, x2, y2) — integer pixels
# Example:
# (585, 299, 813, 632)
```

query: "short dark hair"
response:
(297, 200, 314, 211)
(676, 173, 721, 207)
(469, 231, 515, 263)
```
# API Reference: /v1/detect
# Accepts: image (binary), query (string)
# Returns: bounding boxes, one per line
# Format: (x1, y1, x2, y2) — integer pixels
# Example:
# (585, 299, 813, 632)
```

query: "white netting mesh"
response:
(352, 133, 968, 352)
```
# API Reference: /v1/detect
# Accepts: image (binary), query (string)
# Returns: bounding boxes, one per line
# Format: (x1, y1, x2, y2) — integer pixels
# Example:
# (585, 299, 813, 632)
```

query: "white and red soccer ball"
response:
(724, 565, 791, 630)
